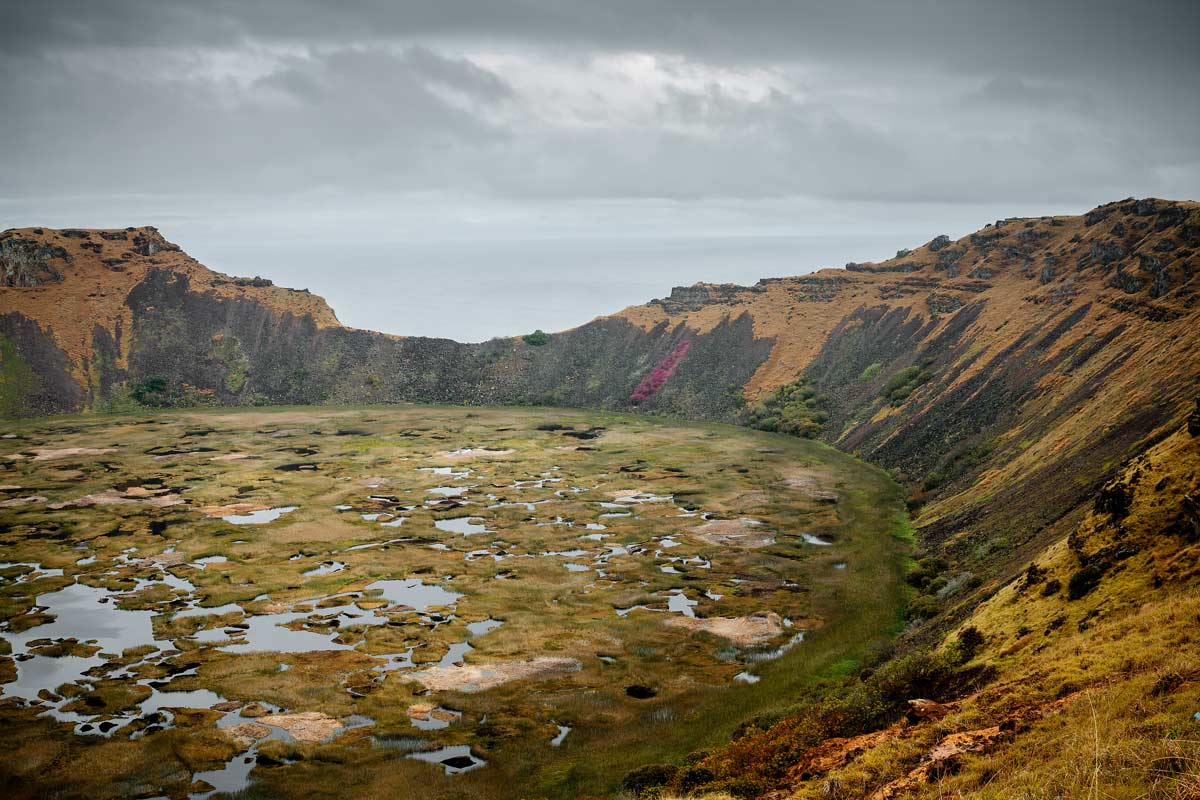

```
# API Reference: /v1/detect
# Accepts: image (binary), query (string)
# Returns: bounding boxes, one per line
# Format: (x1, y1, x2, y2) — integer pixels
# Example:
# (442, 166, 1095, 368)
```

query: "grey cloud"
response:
(0, 1, 1196, 219)
(962, 76, 1095, 114)
(7, 1, 1199, 80)
(0, 46, 511, 197)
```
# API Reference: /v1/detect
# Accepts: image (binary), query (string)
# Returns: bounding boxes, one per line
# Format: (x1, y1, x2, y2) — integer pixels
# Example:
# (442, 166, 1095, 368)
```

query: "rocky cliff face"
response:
(0, 225, 777, 421)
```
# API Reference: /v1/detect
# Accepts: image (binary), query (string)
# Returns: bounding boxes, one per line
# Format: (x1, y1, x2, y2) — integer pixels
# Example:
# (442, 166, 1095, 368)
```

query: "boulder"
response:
(905, 698, 947, 721)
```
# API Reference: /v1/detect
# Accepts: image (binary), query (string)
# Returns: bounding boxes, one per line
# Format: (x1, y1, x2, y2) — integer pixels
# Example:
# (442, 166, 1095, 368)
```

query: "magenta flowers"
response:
(631, 339, 693, 404)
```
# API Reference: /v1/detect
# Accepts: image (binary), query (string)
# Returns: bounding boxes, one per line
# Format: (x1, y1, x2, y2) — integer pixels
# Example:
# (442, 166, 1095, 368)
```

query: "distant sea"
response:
(189, 233, 911, 342)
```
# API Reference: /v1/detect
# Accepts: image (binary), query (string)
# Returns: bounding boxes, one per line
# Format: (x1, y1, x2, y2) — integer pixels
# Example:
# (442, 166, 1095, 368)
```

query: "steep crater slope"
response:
(3, 200, 1196, 581)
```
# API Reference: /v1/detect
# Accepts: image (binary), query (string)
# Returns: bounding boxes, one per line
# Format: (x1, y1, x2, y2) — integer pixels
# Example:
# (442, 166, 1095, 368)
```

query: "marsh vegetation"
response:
(0, 406, 909, 798)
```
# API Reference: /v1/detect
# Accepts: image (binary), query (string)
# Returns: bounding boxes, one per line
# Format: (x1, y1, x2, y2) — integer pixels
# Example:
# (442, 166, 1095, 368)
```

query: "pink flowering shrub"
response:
(630, 339, 693, 404)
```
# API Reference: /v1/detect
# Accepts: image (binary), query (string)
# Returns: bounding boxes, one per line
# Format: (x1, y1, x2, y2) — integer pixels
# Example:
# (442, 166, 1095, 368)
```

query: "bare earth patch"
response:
(406, 703, 460, 723)
(201, 502, 269, 517)
(11, 447, 119, 462)
(145, 551, 187, 567)
(226, 722, 272, 747)
(665, 612, 787, 645)
(51, 488, 186, 509)
(260, 711, 343, 743)
(434, 448, 516, 461)
(0, 495, 45, 508)
(410, 657, 581, 693)
(694, 518, 776, 548)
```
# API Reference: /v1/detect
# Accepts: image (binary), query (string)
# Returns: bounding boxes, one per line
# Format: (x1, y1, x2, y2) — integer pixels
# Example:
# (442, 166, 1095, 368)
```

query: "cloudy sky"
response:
(2, 1, 1198, 339)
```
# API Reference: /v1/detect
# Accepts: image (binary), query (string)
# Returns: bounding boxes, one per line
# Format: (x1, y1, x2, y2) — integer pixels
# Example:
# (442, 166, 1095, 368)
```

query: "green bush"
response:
(906, 594, 940, 620)
(1067, 564, 1105, 600)
(675, 764, 716, 793)
(131, 376, 174, 407)
(522, 329, 551, 346)
(743, 378, 829, 438)
(621, 763, 677, 796)
(859, 361, 883, 381)
(896, 248, 912, 258)
(882, 365, 932, 405)
(955, 626, 986, 660)
(90, 385, 143, 414)
(128, 376, 214, 408)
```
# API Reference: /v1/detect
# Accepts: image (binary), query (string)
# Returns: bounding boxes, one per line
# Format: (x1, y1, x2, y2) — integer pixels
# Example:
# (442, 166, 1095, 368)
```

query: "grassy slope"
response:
(675, 422, 1200, 800)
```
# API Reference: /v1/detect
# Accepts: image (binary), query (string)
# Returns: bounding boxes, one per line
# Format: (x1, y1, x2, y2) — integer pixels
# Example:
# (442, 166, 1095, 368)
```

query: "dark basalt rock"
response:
(1090, 240, 1124, 263)
(1107, 264, 1144, 294)
(929, 234, 952, 252)
(846, 261, 920, 273)
(0, 236, 68, 287)
(1094, 477, 1132, 518)
(232, 276, 273, 287)
(1154, 204, 1188, 231)
(1131, 198, 1161, 216)
(926, 293, 964, 315)
(119, 269, 771, 422)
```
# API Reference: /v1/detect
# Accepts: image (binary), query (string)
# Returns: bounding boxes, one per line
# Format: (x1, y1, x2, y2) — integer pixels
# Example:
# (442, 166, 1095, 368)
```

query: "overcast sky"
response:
(2, 1, 1198, 339)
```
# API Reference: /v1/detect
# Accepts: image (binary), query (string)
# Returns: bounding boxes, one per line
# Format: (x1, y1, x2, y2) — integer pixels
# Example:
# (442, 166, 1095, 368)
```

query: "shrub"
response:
(955, 626, 986, 660)
(1067, 564, 1105, 600)
(710, 776, 768, 797)
(896, 248, 912, 258)
(630, 339, 693, 405)
(131, 376, 174, 407)
(622, 764, 678, 796)
(906, 594, 940, 620)
(128, 376, 215, 408)
(522, 329, 551, 346)
(743, 378, 829, 438)
(882, 365, 932, 405)
(859, 361, 883, 381)
(675, 764, 716, 793)
(905, 556, 945, 590)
